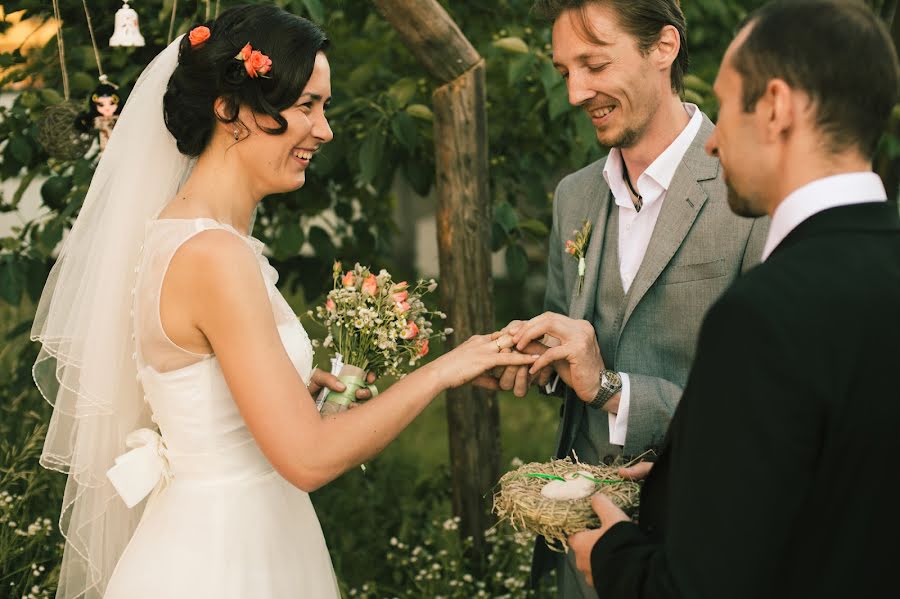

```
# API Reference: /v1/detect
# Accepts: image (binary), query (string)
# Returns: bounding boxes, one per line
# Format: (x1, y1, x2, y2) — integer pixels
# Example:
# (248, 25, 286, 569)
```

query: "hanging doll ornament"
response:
(109, 1, 145, 47)
(76, 76, 122, 152)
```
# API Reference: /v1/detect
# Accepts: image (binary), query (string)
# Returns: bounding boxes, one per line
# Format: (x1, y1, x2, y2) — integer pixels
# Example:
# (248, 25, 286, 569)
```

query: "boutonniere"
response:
(564, 220, 592, 294)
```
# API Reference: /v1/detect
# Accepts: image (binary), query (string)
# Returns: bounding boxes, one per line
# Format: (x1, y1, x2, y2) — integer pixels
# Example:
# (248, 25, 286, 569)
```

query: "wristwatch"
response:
(588, 369, 622, 410)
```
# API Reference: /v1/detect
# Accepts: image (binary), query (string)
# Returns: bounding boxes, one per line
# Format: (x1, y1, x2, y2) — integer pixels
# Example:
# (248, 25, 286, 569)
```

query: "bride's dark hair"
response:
(163, 4, 329, 157)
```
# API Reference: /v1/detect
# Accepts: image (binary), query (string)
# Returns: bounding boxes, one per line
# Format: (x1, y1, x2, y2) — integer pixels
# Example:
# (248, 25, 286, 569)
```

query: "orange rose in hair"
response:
(245, 50, 272, 78)
(189, 26, 210, 47)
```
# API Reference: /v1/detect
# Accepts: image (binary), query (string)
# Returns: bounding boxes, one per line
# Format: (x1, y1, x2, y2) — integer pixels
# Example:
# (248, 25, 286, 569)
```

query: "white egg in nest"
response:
(540, 470, 597, 500)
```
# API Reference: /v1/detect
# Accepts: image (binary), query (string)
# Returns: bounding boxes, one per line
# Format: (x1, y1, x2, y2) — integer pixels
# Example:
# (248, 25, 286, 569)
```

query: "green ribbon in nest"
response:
(522, 473, 621, 484)
(325, 374, 379, 407)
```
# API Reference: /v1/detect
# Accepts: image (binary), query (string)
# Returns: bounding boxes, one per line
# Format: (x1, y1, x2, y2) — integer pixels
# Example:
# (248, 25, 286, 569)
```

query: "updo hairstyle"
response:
(163, 4, 329, 157)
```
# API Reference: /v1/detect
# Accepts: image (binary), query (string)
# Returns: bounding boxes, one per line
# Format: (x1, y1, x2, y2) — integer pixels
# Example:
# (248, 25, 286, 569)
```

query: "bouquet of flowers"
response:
(309, 262, 451, 415)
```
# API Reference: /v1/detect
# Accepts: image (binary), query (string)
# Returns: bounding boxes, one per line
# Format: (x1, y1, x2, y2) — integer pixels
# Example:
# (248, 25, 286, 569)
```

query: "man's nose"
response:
(566, 72, 596, 107)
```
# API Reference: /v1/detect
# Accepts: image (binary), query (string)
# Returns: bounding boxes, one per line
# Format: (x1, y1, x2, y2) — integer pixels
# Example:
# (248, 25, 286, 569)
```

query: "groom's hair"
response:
(732, 0, 898, 159)
(531, 0, 689, 94)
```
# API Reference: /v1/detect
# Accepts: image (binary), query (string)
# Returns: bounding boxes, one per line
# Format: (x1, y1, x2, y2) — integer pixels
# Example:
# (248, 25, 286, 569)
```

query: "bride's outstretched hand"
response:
(430, 334, 540, 390)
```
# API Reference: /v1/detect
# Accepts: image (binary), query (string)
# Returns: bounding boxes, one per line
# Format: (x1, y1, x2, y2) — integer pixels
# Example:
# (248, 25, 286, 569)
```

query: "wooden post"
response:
(371, 0, 499, 556)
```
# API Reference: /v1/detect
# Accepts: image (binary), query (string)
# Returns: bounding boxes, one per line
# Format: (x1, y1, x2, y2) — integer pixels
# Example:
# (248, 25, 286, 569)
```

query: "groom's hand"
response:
(483, 320, 556, 397)
(511, 312, 606, 404)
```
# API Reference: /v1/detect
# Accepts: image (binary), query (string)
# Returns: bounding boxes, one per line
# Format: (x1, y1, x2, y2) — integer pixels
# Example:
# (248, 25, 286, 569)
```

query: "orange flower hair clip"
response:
(188, 26, 210, 47)
(235, 43, 272, 78)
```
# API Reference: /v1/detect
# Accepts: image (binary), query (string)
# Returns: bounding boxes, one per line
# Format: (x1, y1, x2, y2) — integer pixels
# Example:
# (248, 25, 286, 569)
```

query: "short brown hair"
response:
(532, 0, 689, 94)
(732, 0, 899, 158)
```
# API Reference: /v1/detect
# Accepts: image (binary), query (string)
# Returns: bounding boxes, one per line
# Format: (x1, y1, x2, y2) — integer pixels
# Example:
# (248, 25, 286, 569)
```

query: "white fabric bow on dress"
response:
(106, 428, 172, 508)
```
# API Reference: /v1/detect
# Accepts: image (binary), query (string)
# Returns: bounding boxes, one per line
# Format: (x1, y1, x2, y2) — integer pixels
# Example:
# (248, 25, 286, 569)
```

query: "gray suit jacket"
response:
(532, 115, 768, 590)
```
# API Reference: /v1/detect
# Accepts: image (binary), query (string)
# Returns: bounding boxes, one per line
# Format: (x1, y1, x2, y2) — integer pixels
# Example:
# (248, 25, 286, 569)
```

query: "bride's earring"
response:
(233, 127, 239, 141)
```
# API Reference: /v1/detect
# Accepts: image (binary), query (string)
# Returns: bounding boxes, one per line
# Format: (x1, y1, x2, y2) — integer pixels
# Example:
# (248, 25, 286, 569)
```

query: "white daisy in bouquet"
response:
(309, 261, 451, 414)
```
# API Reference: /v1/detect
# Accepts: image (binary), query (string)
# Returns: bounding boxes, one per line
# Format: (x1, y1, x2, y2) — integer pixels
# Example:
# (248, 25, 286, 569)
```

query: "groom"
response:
(483, 0, 766, 595)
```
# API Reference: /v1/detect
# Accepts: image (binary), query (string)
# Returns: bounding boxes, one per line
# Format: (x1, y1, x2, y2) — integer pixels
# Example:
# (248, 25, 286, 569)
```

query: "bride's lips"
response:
(292, 147, 316, 167)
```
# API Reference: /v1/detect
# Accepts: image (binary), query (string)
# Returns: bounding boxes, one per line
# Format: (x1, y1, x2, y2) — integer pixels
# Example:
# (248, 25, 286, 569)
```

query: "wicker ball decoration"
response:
(37, 101, 93, 161)
(493, 458, 641, 552)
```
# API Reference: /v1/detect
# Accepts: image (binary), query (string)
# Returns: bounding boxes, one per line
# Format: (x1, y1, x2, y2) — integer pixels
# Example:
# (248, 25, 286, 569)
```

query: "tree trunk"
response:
(433, 62, 498, 557)
(371, 0, 499, 557)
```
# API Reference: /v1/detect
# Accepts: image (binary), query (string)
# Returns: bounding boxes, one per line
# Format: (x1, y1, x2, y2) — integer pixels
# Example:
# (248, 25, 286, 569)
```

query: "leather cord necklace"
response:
(621, 153, 643, 212)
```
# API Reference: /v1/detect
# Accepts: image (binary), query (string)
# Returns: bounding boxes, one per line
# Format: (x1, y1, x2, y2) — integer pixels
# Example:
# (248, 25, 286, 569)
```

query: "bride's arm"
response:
(168, 230, 536, 492)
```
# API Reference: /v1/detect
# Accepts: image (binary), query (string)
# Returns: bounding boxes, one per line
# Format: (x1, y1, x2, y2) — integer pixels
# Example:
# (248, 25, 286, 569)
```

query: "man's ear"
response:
(760, 78, 795, 143)
(653, 25, 681, 74)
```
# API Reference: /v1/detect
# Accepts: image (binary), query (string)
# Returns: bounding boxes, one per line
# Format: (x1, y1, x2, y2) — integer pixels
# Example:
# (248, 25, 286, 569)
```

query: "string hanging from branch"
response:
(37, 0, 93, 161)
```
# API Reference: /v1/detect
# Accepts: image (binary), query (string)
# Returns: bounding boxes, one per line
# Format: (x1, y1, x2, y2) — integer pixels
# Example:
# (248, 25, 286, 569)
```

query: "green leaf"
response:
(494, 201, 518, 233)
(391, 111, 417, 151)
(402, 158, 432, 196)
(492, 37, 529, 54)
(682, 89, 705, 106)
(8, 137, 32, 166)
(39, 89, 63, 106)
(491, 222, 507, 252)
(387, 78, 417, 108)
(507, 53, 536, 86)
(38, 219, 64, 254)
(539, 59, 561, 94)
(301, 0, 324, 23)
(683, 74, 713, 95)
(71, 72, 95, 95)
(405, 104, 434, 122)
(548, 88, 571, 120)
(0, 257, 23, 305)
(308, 226, 335, 262)
(12, 170, 39, 208)
(41, 176, 71, 211)
(518, 218, 549, 237)
(274, 222, 304, 258)
(505, 243, 528, 281)
(359, 131, 385, 184)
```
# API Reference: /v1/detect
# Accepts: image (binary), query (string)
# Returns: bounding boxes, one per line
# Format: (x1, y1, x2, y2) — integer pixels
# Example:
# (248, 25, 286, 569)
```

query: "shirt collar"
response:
(602, 103, 702, 210)
(761, 172, 888, 261)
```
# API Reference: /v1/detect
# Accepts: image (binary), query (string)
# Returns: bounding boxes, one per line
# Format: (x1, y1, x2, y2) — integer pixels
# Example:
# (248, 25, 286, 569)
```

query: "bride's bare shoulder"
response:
(166, 229, 263, 297)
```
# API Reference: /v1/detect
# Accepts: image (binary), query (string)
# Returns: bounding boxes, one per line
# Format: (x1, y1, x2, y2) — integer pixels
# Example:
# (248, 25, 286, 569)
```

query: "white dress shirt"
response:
(600, 103, 702, 445)
(761, 172, 887, 261)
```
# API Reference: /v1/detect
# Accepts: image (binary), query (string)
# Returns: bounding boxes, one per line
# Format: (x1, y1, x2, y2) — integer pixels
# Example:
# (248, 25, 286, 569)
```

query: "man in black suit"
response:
(512, 0, 900, 596)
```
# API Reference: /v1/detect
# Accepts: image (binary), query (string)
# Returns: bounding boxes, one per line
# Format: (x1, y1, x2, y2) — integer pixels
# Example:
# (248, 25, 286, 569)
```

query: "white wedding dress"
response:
(103, 218, 340, 598)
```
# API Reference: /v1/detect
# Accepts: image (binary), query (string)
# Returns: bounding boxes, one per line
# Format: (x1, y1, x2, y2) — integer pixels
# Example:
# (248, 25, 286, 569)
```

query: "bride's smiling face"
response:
(234, 51, 333, 194)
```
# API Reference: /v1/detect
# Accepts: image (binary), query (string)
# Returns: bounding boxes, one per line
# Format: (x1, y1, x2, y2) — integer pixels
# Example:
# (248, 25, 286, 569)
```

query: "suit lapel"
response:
(620, 118, 720, 328)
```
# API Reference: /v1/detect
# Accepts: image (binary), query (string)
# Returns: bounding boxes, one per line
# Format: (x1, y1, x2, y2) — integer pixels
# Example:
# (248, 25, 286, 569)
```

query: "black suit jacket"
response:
(590, 202, 900, 598)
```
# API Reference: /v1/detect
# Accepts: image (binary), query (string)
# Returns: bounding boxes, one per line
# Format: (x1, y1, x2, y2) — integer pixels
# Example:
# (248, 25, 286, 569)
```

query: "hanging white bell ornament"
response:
(109, 1, 145, 47)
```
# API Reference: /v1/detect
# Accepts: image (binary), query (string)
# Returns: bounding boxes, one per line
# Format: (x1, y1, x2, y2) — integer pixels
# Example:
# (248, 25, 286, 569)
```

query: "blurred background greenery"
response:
(0, 0, 896, 596)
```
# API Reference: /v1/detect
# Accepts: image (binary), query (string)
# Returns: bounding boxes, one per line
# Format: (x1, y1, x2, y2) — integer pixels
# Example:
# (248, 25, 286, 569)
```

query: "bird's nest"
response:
(492, 457, 641, 552)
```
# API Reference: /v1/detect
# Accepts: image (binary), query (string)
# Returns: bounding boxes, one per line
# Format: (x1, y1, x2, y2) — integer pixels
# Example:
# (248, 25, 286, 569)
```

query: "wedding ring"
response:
(495, 334, 514, 351)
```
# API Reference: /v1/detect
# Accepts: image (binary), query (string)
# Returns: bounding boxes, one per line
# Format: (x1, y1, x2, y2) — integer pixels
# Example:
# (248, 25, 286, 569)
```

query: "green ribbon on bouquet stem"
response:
(324, 374, 379, 407)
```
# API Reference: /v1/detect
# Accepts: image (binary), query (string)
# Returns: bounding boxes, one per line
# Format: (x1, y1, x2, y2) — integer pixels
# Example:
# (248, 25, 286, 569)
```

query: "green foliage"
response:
(0, 301, 64, 598)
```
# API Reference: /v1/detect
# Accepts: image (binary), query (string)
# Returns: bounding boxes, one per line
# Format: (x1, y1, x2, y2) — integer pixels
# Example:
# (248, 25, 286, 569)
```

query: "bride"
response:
(31, 5, 535, 598)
